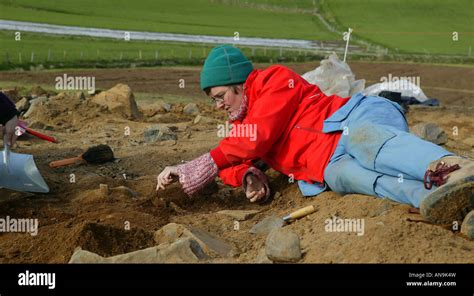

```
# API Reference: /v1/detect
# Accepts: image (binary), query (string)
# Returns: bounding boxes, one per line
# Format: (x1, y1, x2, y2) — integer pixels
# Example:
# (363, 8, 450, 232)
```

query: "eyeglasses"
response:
(210, 87, 231, 104)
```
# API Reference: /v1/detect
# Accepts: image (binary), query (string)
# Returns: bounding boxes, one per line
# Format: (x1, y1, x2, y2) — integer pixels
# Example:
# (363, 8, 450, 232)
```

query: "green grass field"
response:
(0, 30, 321, 70)
(319, 0, 473, 55)
(0, 0, 334, 40)
(0, 0, 472, 69)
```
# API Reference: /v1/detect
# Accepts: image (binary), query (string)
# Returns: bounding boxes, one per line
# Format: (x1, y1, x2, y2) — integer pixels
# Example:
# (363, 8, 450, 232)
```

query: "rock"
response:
(193, 115, 216, 125)
(105, 238, 207, 263)
(154, 223, 232, 257)
(69, 238, 208, 263)
(160, 102, 172, 112)
(255, 248, 273, 264)
(265, 228, 302, 262)
(411, 123, 448, 145)
(217, 210, 260, 221)
(249, 216, 285, 235)
(90, 84, 142, 120)
(461, 211, 474, 239)
(69, 247, 107, 263)
(156, 238, 209, 263)
(144, 125, 177, 142)
(23, 96, 49, 118)
(171, 104, 184, 113)
(140, 103, 166, 117)
(1, 88, 19, 102)
(463, 137, 474, 147)
(183, 103, 199, 115)
(15, 97, 30, 112)
(30, 85, 48, 97)
(193, 114, 202, 124)
(99, 184, 109, 198)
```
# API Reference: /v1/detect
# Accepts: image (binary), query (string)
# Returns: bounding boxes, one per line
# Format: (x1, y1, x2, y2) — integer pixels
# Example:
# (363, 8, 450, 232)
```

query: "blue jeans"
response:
(298, 94, 452, 207)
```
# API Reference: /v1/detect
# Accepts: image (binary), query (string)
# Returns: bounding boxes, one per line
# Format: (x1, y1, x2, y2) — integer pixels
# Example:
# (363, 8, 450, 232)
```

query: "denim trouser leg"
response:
(324, 155, 435, 207)
(341, 122, 452, 181)
(324, 97, 453, 207)
(374, 175, 435, 207)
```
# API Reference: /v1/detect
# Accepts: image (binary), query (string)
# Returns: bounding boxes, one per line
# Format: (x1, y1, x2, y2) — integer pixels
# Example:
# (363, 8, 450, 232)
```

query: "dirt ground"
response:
(0, 61, 473, 263)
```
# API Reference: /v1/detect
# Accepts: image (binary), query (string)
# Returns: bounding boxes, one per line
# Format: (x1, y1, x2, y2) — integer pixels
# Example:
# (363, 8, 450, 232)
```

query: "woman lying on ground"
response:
(156, 45, 473, 225)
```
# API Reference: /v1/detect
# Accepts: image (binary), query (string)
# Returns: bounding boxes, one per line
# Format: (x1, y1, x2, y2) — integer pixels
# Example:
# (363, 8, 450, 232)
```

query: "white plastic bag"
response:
(362, 79, 429, 102)
(302, 53, 365, 97)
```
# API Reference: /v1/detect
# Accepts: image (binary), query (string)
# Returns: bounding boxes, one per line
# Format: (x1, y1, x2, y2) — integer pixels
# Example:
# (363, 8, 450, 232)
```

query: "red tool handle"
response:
(49, 156, 83, 168)
(25, 128, 57, 143)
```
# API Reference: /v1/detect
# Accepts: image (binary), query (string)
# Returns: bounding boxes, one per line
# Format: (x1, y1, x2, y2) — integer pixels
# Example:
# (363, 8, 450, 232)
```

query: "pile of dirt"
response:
(17, 83, 220, 133)
(22, 91, 107, 131)
(90, 83, 142, 120)
(21, 85, 141, 131)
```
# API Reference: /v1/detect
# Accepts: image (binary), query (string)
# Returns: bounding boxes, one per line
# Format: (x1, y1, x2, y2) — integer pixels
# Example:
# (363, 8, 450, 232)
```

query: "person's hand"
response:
(156, 166, 179, 190)
(0, 115, 18, 147)
(245, 173, 266, 203)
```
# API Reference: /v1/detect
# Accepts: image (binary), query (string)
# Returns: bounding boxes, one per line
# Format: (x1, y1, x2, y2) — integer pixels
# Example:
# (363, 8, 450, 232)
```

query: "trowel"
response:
(0, 137, 49, 193)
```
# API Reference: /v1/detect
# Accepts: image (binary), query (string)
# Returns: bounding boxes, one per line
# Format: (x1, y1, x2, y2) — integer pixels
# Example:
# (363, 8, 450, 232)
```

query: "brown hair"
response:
(204, 84, 243, 96)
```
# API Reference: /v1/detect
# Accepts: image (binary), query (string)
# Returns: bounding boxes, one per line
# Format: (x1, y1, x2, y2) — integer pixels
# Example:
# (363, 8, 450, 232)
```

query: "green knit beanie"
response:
(200, 45, 254, 90)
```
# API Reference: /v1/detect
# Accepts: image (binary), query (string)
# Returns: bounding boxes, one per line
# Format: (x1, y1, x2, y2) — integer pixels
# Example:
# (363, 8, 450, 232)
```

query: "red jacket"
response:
(212, 65, 350, 186)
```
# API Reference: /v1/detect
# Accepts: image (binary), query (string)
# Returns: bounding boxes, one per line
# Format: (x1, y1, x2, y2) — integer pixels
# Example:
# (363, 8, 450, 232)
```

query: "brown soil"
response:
(0, 61, 473, 263)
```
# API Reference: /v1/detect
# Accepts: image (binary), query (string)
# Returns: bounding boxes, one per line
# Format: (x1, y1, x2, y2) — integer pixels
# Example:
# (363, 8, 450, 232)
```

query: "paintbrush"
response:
(49, 144, 114, 168)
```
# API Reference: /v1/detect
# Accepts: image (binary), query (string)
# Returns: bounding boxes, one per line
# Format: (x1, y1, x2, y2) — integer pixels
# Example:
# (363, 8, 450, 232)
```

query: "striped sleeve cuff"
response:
(176, 153, 219, 196)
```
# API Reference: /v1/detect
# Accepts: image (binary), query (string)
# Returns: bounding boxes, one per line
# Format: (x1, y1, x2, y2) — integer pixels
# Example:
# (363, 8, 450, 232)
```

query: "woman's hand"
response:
(156, 166, 179, 190)
(0, 115, 18, 147)
(245, 173, 266, 203)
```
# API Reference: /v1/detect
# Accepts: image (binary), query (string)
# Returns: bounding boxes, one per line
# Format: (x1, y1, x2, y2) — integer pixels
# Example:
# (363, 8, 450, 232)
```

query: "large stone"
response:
(144, 125, 177, 142)
(69, 238, 208, 263)
(249, 216, 285, 235)
(217, 210, 260, 221)
(255, 248, 273, 264)
(154, 223, 232, 257)
(15, 97, 30, 113)
(107, 238, 207, 263)
(461, 211, 474, 239)
(411, 123, 448, 145)
(183, 103, 199, 115)
(156, 238, 209, 263)
(91, 84, 141, 119)
(265, 228, 302, 262)
(69, 247, 107, 263)
(140, 103, 166, 117)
